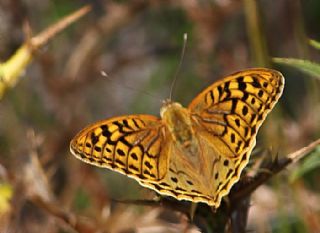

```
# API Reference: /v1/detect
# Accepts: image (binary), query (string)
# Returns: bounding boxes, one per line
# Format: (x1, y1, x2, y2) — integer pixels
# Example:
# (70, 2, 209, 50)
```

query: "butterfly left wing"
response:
(70, 115, 169, 182)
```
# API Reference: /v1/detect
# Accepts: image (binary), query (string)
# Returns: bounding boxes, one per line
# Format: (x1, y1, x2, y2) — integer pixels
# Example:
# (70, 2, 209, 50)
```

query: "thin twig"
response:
(0, 5, 91, 99)
(30, 5, 91, 48)
(31, 195, 99, 233)
(230, 138, 320, 203)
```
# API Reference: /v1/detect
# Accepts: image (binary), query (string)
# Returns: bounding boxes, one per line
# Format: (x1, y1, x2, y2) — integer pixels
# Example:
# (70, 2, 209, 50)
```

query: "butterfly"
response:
(70, 68, 284, 208)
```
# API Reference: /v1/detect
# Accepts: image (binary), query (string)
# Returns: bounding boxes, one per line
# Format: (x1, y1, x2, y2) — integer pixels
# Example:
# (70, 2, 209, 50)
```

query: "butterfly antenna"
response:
(169, 33, 188, 101)
(100, 71, 162, 102)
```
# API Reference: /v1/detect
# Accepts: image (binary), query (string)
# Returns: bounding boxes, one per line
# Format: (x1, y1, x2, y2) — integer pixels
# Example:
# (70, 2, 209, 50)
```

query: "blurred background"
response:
(0, 0, 320, 232)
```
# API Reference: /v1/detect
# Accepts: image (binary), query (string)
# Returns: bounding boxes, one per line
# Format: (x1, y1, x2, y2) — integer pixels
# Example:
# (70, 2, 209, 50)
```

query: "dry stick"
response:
(31, 195, 76, 226)
(31, 195, 99, 233)
(0, 5, 92, 99)
(230, 138, 320, 203)
(30, 5, 91, 48)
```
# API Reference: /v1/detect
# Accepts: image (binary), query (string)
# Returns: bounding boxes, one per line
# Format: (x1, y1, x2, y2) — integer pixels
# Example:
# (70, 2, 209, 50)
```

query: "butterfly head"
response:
(160, 99, 192, 137)
(160, 99, 183, 118)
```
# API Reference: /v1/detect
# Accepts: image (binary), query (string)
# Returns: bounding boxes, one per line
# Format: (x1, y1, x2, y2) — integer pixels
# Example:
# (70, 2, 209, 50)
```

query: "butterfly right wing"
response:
(187, 68, 284, 206)
(70, 115, 169, 182)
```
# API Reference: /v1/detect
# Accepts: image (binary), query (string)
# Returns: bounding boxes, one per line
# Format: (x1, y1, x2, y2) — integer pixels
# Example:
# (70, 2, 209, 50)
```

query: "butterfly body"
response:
(70, 68, 284, 208)
(161, 101, 199, 162)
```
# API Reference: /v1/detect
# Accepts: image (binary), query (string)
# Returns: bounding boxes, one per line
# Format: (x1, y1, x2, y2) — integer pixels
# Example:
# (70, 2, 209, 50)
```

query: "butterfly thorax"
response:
(160, 101, 199, 159)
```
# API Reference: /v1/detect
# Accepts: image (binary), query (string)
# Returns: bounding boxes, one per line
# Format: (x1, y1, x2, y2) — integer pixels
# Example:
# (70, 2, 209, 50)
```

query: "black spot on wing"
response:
(144, 161, 153, 170)
(171, 177, 178, 183)
(251, 77, 261, 88)
(131, 153, 138, 160)
(117, 148, 125, 156)
(242, 106, 248, 116)
(235, 118, 241, 127)
(91, 133, 99, 145)
(223, 160, 229, 166)
(238, 82, 246, 91)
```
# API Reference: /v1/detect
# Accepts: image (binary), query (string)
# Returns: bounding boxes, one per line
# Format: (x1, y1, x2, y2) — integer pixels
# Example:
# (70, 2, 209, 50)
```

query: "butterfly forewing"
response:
(70, 115, 169, 181)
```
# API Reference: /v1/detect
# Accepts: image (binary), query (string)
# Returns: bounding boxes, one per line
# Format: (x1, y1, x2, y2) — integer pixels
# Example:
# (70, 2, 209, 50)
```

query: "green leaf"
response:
(289, 146, 320, 182)
(273, 57, 320, 79)
(309, 39, 320, 50)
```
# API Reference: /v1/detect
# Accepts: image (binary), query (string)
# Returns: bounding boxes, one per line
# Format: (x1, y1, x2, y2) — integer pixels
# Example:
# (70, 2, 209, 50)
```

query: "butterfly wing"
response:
(187, 68, 284, 205)
(70, 115, 169, 182)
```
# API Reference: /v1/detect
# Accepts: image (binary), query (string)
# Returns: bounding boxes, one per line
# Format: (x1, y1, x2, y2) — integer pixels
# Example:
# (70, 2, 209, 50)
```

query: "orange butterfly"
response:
(70, 68, 284, 208)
